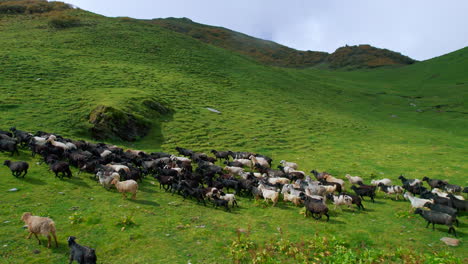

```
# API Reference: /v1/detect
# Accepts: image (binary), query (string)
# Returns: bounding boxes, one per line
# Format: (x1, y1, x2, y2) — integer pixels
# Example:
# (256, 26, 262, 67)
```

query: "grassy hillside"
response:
(150, 17, 416, 69)
(0, 3, 467, 263)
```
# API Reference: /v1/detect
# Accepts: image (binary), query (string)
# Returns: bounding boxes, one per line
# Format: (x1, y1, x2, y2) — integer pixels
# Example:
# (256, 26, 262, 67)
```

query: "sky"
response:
(62, 0, 468, 61)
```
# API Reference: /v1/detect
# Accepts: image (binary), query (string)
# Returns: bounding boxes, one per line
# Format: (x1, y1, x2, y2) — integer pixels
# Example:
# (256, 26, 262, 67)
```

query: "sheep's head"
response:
(21, 212, 32, 222)
(67, 236, 76, 244)
(3, 160, 11, 166)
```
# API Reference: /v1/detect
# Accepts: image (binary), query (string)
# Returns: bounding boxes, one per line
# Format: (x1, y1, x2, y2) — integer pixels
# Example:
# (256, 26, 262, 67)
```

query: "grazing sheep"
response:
(345, 174, 363, 185)
(403, 192, 433, 209)
(323, 174, 345, 188)
(283, 192, 303, 206)
(21, 212, 58, 248)
(258, 183, 279, 206)
(378, 183, 404, 200)
(50, 161, 72, 179)
(300, 192, 329, 221)
(371, 178, 392, 186)
(414, 208, 457, 236)
(68, 236, 97, 264)
(110, 174, 138, 199)
(279, 160, 298, 170)
(422, 176, 447, 190)
(4, 160, 28, 178)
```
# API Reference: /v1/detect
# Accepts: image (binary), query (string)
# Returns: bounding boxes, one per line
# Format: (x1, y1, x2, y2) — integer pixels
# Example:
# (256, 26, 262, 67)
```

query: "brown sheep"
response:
(21, 212, 58, 248)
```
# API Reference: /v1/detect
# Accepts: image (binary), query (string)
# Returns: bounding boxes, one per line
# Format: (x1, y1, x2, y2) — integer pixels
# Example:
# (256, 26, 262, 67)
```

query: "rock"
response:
(440, 237, 459, 246)
(195, 225, 205, 228)
(58, 192, 65, 195)
(390, 114, 398, 118)
(8, 188, 18, 192)
(32, 249, 40, 254)
(206, 107, 221, 114)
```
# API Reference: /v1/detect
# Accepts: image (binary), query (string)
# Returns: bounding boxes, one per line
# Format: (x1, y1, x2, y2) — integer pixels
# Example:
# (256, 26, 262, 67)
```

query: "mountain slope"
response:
(150, 17, 416, 69)
(0, 3, 467, 263)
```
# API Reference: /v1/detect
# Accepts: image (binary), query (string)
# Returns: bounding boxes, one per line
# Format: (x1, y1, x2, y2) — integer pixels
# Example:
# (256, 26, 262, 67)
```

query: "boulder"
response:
(440, 237, 459, 246)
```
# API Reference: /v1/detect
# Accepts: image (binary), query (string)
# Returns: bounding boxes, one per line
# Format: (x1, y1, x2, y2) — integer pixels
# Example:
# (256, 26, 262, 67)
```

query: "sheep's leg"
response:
(33, 233, 41, 245)
(52, 232, 58, 248)
(426, 221, 430, 228)
(47, 235, 51, 248)
(27, 232, 33, 239)
(432, 223, 435, 231)
(122, 193, 127, 199)
(132, 192, 136, 200)
(22, 170, 27, 178)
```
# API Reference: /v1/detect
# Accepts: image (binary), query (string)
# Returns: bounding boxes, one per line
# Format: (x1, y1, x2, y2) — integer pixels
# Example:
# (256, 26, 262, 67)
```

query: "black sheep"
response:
(424, 202, 459, 226)
(4, 160, 28, 177)
(447, 194, 468, 212)
(68, 236, 97, 264)
(351, 185, 376, 203)
(175, 147, 193, 157)
(444, 184, 462, 193)
(211, 150, 230, 161)
(422, 177, 447, 190)
(0, 139, 19, 156)
(299, 192, 329, 221)
(211, 194, 230, 211)
(50, 161, 72, 179)
(414, 208, 457, 237)
(341, 192, 365, 210)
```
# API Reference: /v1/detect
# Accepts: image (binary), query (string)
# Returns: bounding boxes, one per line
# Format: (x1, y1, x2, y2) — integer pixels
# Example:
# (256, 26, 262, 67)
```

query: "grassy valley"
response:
(0, 2, 467, 263)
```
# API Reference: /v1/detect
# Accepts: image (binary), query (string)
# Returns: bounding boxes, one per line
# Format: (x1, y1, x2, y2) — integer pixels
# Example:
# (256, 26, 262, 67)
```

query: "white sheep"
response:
(233, 159, 253, 169)
(371, 178, 392, 186)
(100, 149, 112, 158)
(432, 188, 465, 200)
(378, 184, 404, 200)
(21, 212, 58, 248)
(258, 183, 279, 206)
(32, 136, 48, 146)
(328, 194, 353, 210)
(111, 174, 138, 199)
(105, 164, 130, 174)
(324, 174, 345, 188)
(280, 160, 298, 170)
(220, 192, 238, 207)
(403, 192, 433, 209)
(46, 135, 76, 150)
(283, 192, 302, 206)
(345, 174, 363, 185)
(267, 177, 290, 185)
(97, 171, 118, 190)
(170, 155, 191, 163)
(224, 166, 244, 176)
(249, 155, 270, 168)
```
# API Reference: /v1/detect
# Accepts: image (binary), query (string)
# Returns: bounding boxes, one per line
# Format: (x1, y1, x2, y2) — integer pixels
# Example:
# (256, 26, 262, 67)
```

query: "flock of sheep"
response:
(1, 126, 467, 263)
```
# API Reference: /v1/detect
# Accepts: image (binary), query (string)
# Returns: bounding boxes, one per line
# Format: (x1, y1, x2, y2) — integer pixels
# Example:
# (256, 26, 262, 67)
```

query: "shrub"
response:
(68, 212, 83, 224)
(0, 0, 71, 15)
(48, 14, 81, 29)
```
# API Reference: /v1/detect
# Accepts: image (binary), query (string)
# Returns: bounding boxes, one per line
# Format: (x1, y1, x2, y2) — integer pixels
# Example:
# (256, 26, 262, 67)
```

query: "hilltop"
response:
(0, 1, 467, 263)
(150, 17, 416, 69)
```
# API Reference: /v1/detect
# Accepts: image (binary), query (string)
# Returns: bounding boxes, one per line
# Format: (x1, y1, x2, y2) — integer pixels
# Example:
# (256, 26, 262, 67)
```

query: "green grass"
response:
(0, 6, 467, 263)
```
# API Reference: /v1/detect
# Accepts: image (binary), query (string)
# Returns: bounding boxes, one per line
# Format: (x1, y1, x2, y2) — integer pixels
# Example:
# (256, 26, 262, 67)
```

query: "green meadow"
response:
(0, 5, 467, 263)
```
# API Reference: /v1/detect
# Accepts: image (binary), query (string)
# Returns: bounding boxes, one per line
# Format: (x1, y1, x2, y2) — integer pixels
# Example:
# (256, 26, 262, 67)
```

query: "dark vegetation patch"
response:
(0, 0, 71, 14)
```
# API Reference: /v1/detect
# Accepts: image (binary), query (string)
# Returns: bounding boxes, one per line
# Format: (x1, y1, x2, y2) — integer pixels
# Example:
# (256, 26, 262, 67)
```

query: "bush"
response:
(48, 14, 81, 29)
(0, 0, 71, 14)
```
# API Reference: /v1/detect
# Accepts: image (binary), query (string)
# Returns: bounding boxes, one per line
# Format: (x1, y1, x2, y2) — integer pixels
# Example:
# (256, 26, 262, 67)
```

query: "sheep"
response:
(233, 158, 253, 169)
(340, 192, 365, 210)
(351, 185, 376, 203)
(323, 174, 345, 188)
(371, 178, 392, 186)
(50, 161, 72, 179)
(345, 174, 363, 185)
(4, 160, 28, 178)
(257, 183, 279, 206)
(279, 160, 298, 170)
(414, 208, 457, 236)
(10, 127, 31, 146)
(21, 212, 58, 248)
(211, 194, 230, 211)
(327, 194, 353, 210)
(219, 191, 238, 208)
(223, 166, 244, 177)
(424, 203, 459, 227)
(422, 176, 447, 190)
(403, 192, 433, 209)
(249, 155, 270, 168)
(95, 170, 117, 190)
(110, 174, 138, 199)
(46, 135, 76, 150)
(175, 147, 194, 157)
(398, 175, 422, 187)
(68, 236, 97, 264)
(283, 192, 303, 206)
(211, 150, 230, 161)
(444, 184, 463, 194)
(432, 188, 464, 200)
(267, 177, 290, 186)
(447, 194, 468, 212)
(105, 164, 130, 174)
(299, 192, 329, 221)
(378, 183, 404, 200)
(228, 151, 253, 160)
(170, 155, 191, 163)
(0, 139, 19, 156)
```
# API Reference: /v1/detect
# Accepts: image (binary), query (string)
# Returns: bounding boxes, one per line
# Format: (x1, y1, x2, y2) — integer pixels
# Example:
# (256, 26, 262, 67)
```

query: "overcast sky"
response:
(63, 0, 468, 61)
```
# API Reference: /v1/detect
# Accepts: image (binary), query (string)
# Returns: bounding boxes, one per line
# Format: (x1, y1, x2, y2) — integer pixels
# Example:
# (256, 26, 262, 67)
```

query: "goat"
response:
(403, 192, 432, 209)
(414, 208, 457, 237)
(68, 236, 97, 264)
(300, 193, 329, 221)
